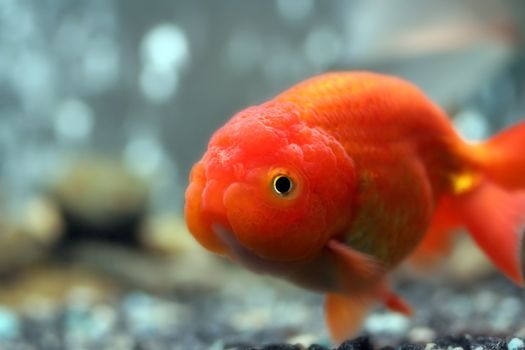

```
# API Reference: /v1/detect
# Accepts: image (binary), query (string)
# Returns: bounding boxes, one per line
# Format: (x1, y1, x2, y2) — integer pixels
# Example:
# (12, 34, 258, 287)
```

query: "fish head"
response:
(185, 102, 357, 263)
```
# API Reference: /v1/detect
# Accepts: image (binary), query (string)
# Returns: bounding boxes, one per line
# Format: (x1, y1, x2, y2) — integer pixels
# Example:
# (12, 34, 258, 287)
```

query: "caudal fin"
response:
(474, 121, 525, 190)
(453, 120, 525, 286)
(453, 180, 525, 286)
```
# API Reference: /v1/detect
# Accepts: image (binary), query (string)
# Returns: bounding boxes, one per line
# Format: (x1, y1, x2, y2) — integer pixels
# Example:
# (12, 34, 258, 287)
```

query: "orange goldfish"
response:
(184, 72, 525, 343)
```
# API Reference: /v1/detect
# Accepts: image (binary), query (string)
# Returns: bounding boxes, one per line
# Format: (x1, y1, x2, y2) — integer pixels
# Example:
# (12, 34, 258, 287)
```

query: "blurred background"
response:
(0, 0, 525, 349)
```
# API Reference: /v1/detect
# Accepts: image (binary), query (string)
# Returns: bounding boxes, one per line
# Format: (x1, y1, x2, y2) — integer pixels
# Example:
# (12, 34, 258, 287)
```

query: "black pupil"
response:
(275, 176, 292, 194)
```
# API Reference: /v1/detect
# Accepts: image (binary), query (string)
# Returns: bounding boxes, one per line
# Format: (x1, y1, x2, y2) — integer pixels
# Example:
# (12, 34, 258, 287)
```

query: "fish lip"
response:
(519, 224, 525, 286)
(212, 224, 238, 252)
(212, 224, 294, 275)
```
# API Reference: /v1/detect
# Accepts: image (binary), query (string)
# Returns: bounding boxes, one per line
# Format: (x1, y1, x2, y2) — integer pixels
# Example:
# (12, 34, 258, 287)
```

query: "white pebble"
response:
(364, 312, 410, 335)
(424, 343, 437, 350)
(287, 333, 319, 347)
(508, 338, 525, 350)
(409, 327, 436, 343)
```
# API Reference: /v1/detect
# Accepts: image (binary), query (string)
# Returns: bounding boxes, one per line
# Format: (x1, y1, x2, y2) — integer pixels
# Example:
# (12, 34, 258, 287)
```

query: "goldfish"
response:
(184, 71, 525, 343)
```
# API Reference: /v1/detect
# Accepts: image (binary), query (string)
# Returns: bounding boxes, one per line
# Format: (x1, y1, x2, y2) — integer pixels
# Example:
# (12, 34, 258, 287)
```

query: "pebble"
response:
(408, 327, 436, 343)
(287, 333, 320, 348)
(0, 307, 20, 340)
(435, 335, 471, 350)
(508, 338, 525, 350)
(230, 308, 272, 331)
(364, 313, 410, 335)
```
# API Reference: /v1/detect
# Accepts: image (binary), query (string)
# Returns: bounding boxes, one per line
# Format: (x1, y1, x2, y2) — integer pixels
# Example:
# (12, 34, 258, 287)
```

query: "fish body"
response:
(185, 72, 525, 343)
(274, 72, 466, 267)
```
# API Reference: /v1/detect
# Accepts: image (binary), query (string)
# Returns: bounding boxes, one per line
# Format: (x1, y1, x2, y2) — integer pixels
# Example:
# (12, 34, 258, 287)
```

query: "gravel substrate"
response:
(241, 336, 525, 350)
(0, 262, 522, 350)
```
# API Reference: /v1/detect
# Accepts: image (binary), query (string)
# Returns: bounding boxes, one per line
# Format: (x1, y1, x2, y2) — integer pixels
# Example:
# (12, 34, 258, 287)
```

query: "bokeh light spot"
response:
(124, 136, 164, 177)
(82, 36, 120, 93)
(304, 27, 343, 69)
(140, 24, 189, 72)
(275, 0, 314, 22)
(453, 108, 490, 141)
(139, 66, 179, 103)
(54, 99, 94, 142)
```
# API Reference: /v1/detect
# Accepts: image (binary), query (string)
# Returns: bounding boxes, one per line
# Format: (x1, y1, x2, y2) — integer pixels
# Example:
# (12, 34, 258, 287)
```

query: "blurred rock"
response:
(400, 233, 495, 286)
(407, 327, 436, 343)
(444, 234, 495, 284)
(67, 237, 225, 291)
(0, 196, 63, 275)
(52, 158, 149, 247)
(0, 264, 118, 309)
(139, 213, 197, 255)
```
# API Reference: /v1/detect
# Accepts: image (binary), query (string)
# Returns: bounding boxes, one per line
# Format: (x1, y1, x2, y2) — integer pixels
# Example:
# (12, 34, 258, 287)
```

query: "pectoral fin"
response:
(324, 240, 391, 344)
(326, 239, 385, 288)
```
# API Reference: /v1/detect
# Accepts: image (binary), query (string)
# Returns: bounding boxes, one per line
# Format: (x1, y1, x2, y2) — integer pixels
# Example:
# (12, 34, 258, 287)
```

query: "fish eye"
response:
(272, 175, 294, 197)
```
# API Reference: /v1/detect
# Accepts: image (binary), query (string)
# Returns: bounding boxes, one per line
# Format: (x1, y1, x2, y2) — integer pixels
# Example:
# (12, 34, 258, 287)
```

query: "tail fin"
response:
(454, 181, 525, 285)
(473, 121, 525, 190)
(452, 121, 525, 285)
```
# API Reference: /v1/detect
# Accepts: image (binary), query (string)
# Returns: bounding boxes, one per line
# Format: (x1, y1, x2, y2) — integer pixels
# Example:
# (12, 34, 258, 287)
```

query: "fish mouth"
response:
(519, 225, 525, 285)
(212, 224, 296, 276)
(213, 224, 342, 293)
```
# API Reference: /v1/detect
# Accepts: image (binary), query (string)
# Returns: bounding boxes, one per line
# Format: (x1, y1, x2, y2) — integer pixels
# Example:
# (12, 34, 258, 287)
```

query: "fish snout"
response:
(184, 164, 230, 256)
